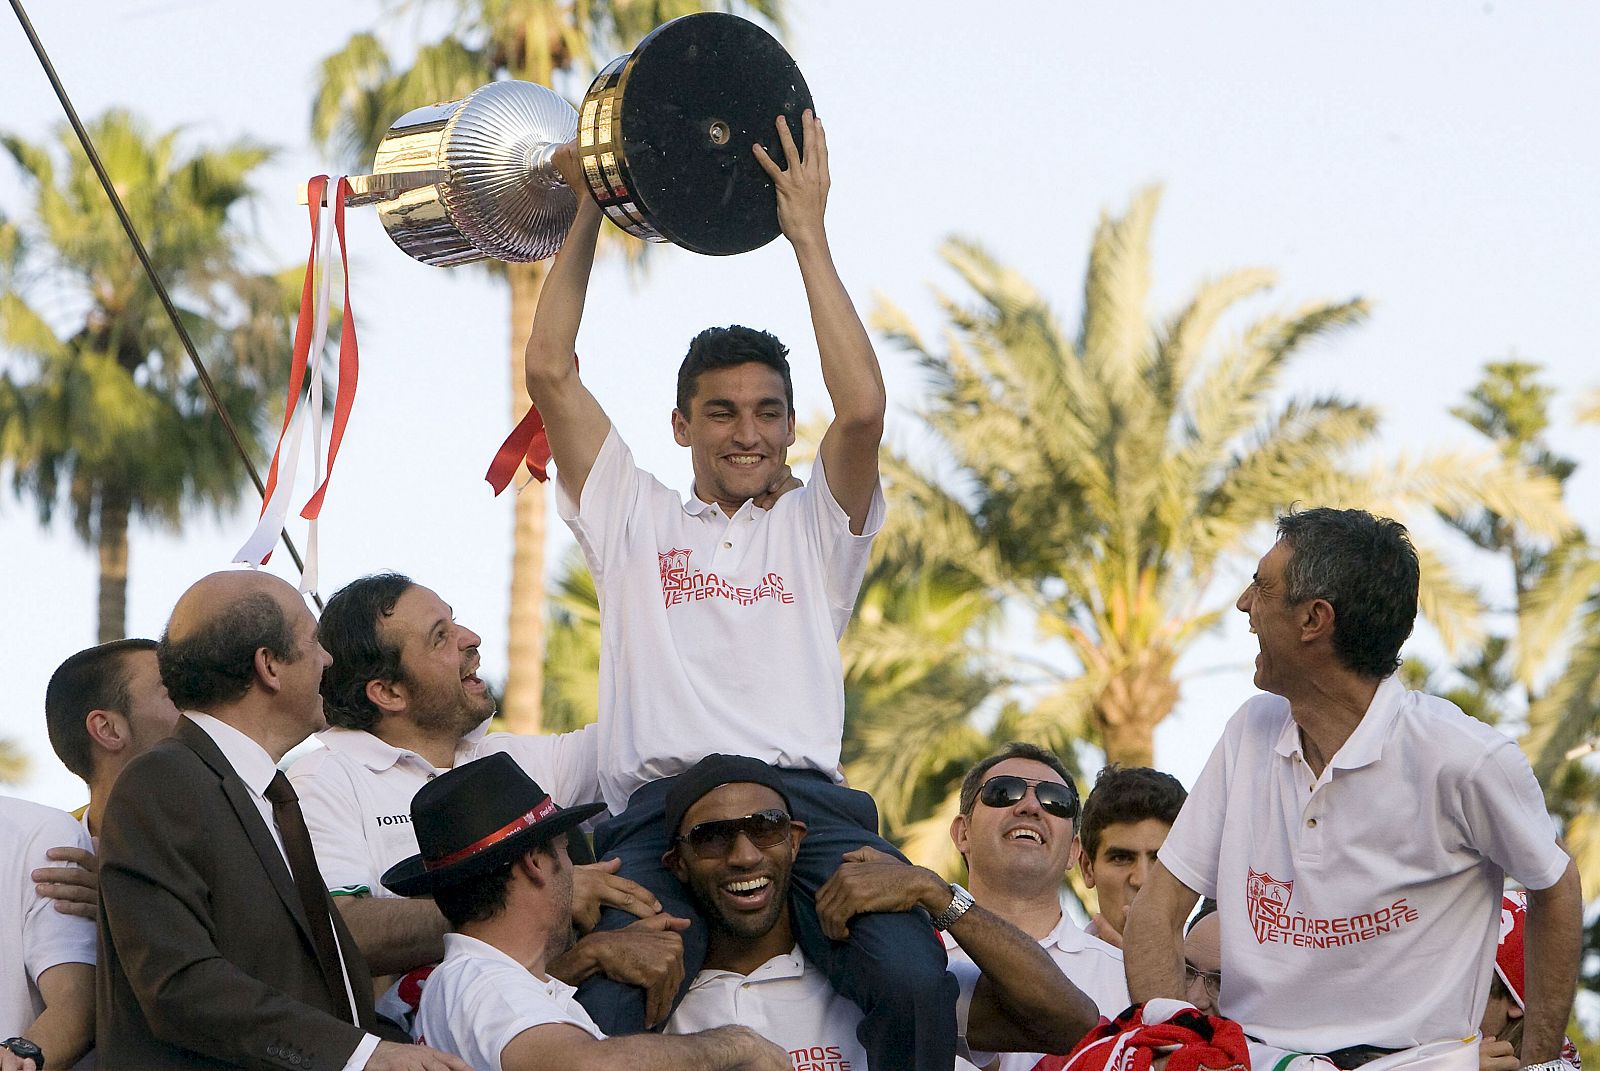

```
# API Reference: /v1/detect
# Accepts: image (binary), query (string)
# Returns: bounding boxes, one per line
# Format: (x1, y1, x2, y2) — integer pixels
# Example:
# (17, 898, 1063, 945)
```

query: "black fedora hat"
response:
(381, 752, 605, 898)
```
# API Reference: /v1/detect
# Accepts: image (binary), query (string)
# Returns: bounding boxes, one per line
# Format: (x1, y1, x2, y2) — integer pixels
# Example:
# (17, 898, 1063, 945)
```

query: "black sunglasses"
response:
(677, 809, 793, 858)
(977, 774, 1079, 820)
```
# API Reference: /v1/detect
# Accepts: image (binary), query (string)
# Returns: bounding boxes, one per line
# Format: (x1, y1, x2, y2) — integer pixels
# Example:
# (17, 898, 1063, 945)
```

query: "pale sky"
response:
(4, 1, 1599, 813)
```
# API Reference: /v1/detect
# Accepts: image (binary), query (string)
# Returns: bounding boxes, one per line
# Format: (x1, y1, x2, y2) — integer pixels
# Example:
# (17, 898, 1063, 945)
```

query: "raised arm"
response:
(523, 144, 613, 501)
(1521, 859, 1582, 1063)
(1122, 862, 1199, 1004)
(753, 111, 885, 533)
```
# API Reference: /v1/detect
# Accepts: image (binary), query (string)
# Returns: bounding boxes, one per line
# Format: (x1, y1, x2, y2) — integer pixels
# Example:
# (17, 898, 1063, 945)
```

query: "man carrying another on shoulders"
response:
(383, 753, 790, 1071)
(1125, 509, 1582, 1071)
(526, 112, 954, 1068)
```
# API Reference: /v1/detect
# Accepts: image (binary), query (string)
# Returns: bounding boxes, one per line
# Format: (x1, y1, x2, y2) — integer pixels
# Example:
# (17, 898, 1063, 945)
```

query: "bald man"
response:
(95, 571, 468, 1071)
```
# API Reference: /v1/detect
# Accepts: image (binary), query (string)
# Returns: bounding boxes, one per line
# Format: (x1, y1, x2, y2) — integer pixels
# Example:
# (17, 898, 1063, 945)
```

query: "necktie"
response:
(266, 770, 355, 1024)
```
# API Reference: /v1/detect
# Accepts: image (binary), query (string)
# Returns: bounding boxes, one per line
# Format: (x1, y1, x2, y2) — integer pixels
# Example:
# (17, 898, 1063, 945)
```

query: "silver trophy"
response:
(312, 13, 813, 263)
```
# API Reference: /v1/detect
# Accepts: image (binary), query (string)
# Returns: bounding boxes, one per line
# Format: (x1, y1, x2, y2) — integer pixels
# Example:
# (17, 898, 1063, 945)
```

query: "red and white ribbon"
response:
(234, 175, 360, 593)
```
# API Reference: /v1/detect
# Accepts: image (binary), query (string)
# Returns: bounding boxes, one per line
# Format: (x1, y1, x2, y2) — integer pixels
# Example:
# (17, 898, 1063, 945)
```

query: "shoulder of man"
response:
(1400, 688, 1523, 769)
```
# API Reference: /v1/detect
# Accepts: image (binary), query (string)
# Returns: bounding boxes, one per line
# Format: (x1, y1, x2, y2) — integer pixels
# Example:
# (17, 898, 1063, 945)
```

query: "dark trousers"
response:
(575, 768, 958, 1071)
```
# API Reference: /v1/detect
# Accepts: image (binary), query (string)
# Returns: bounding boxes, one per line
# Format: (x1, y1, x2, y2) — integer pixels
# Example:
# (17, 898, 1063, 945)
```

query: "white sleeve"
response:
(438, 965, 598, 1071)
(1457, 736, 1570, 891)
(948, 958, 996, 1069)
(490, 724, 604, 810)
(21, 806, 97, 979)
(555, 426, 645, 578)
(799, 452, 885, 620)
(289, 755, 379, 897)
(1157, 706, 1248, 899)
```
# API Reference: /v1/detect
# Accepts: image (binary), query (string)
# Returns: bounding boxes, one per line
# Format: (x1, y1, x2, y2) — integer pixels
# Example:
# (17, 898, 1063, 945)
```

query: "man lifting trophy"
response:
(325, 12, 961, 1069)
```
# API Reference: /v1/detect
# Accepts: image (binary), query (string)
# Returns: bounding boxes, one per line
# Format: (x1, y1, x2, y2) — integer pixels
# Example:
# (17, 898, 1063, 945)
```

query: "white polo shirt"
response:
(1159, 676, 1569, 1053)
(558, 427, 885, 812)
(288, 719, 602, 897)
(1, 795, 97, 1037)
(414, 934, 604, 1071)
(665, 946, 987, 1070)
(944, 911, 1128, 1070)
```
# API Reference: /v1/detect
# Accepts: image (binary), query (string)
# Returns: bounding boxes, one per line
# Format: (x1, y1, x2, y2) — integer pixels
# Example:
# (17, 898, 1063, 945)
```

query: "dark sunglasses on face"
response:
(677, 809, 793, 858)
(977, 774, 1080, 820)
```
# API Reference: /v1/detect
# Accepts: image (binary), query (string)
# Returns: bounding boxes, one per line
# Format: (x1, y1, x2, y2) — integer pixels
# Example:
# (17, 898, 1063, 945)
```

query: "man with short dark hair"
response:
(383, 753, 790, 1071)
(1077, 765, 1186, 949)
(97, 570, 468, 1071)
(1125, 508, 1582, 1071)
(660, 755, 1099, 1066)
(46, 638, 182, 840)
(525, 118, 951, 1067)
(288, 573, 671, 1015)
(942, 741, 1128, 1070)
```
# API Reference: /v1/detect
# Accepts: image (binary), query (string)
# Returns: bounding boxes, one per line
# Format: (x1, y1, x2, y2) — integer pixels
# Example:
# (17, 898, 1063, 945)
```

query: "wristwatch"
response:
(1, 1037, 44, 1070)
(931, 883, 976, 931)
(1520, 1061, 1568, 1071)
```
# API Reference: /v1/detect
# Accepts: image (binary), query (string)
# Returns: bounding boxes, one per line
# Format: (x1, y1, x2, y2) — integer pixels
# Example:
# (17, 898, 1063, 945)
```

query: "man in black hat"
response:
(659, 755, 1100, 1065)
(383, 753, 790, 1071)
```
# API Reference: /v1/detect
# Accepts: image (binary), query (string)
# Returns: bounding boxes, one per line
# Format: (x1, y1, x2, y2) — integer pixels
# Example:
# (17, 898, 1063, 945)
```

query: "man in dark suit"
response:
(96, 570, 469, 1071)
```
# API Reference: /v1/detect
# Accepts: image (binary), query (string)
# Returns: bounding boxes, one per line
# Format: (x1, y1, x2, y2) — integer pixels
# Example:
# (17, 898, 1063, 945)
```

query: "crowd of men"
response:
(3, 112, 1588, 1071)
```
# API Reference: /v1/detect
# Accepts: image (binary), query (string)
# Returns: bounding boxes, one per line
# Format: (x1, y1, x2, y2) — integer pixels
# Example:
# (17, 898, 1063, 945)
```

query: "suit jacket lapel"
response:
(175, 719, 319, 953)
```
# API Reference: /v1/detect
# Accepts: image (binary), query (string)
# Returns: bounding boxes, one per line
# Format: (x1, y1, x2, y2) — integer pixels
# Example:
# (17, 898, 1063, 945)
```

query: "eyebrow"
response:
(702, 397, 787, 410)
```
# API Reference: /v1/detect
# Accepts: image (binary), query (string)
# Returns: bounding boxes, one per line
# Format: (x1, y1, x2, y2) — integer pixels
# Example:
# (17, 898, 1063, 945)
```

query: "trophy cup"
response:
(317, 12, 813, 263)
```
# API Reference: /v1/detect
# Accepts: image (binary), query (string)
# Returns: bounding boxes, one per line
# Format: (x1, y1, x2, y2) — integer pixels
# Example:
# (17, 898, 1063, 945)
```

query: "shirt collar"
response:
(1270, 675, 1406, 771)
(1041, 912, 1102, 955)
(185, 712, 280, 797)
(690, 945, 807, 989)
(682, 484, 764, 520)
(317, 717, 495, 773)
(442, 933, 559, 986)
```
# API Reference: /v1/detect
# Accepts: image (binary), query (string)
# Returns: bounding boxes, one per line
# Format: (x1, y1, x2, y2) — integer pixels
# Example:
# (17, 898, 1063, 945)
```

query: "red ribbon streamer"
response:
(484, 354, 578, 494)
(423, 797, 558, 871)
(250, 175, 328, 561)
(301, 177, 358, 520)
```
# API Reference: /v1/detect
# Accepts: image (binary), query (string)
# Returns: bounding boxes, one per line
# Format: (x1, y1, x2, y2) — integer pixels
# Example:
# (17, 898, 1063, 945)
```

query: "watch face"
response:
(3, 1038, 42, 1065)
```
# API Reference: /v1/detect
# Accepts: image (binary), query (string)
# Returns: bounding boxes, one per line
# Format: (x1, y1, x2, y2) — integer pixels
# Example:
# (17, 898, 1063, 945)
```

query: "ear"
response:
(1079, 845, 1098, 889)
(518, 850, 551, 890)
(663, 845, 687, 882)
(85, 709, 130, 754)
(1065, 832, 1082, 872)
(253, 647, 280, 694)
(949, 813, 970, 855)
(784, 410, 796, 448)
(671, 408, 691, 447)
(1506, 1001, 1524, 1021)
(788, 819, 808, 851)
(365, 676, 408, 717)
(1300, 598, 1336, 644)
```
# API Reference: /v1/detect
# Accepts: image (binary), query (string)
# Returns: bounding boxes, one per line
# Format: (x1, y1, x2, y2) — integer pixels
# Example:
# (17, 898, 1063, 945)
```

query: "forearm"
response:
(793, 235, 886, 433)
(547, 931, 599, 986)
(952, 905, 1097, 1052)
(524, 198, 603, 400)
(510, 1026, 767, 1071)
(1123, 889, 1188, 1003)
(26, 963, 94, 1068)
(1522, 863, 1582, 1062)
(335, 895, 447, 977)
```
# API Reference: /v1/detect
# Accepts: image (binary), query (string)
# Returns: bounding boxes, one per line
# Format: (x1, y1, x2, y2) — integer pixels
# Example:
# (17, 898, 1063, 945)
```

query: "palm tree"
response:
(1, 112, 299, 641)
(311, 0, 783, 734)
(870, 186, 1571, 768)
(0, 740, 27, 786)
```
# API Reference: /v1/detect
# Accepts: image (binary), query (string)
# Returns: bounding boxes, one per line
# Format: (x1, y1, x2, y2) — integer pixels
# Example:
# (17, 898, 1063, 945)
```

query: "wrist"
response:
(2, 1038, 43, 1071)
(917, 869, 954, 915)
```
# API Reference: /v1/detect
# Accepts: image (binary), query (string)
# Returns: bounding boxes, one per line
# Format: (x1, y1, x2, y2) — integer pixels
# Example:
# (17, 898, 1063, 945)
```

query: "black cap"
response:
(381, 752, 606, 898)
(664, 754, 792, 840)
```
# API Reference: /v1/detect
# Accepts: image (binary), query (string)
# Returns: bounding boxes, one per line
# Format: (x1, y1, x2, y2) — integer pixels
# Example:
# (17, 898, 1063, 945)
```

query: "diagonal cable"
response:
(9, 0, 321, 607)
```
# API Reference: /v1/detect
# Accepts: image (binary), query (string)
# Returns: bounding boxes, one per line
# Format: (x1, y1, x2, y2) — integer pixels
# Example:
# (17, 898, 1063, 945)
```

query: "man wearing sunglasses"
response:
(659, 755, 1099, 1066)
(944, 744, 1130, 1071)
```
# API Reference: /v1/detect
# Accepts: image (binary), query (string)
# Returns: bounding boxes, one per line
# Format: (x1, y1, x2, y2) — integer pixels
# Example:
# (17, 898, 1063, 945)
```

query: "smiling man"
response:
(521, 117, 954, 1068)
(661, 755, 1098, 1067)
(288, 574, 673, 1017)
(944, 743, 1128, 1071)
(1124, 508, 1582, 1071)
